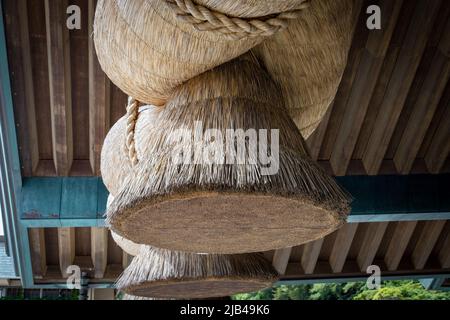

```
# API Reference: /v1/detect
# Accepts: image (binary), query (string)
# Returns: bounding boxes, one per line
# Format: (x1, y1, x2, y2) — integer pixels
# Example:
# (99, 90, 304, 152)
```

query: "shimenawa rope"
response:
(165, 0, 311, 40)
(126, 97, 140, 166)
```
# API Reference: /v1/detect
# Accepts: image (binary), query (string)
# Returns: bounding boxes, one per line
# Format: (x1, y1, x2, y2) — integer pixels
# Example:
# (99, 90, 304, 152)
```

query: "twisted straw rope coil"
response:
(253, 0, 358, 138)
(93, 0, 309, 106)
(126, 98, 141, 167)
(105, 56, 351, 254)
(103, 55, 261, 194)
(194, 0, 311, 18)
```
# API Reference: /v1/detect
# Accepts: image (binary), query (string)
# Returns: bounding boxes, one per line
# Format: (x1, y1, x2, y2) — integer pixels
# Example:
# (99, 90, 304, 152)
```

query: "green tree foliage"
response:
(233, 280, 450, 300)
(273, 285, 311, 300)
(233, 288, 274, 300)
(353, 281, 450, 300)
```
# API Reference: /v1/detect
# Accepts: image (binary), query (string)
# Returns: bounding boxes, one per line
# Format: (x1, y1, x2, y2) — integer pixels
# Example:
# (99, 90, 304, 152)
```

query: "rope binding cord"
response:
(126, 97, 141, 166)
(165, 0, 311, 40)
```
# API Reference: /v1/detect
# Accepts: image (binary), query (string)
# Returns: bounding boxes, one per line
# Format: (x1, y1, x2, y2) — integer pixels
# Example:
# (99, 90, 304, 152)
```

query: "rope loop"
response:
(165, 0, 310, 40)
(126, 97, 141, 166)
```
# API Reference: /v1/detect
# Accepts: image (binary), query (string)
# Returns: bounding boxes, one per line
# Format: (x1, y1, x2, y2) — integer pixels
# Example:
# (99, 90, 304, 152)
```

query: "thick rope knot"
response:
(165, 0, 310, 40)
(126, 97, 140, 166)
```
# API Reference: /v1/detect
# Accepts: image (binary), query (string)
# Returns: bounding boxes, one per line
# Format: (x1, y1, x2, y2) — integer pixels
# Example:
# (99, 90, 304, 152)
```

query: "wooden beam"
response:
(272, 247, 292, 275)
(329, 223, 358, 273)
(411, 220, 446, 269)
(88, 0, 110, 176)
(301, 239, 324, 275)
(89, 288, 115, 300)
(329, 0, 403, 176)
(357, 222, 389, 271)
(362, 0, 442, 175)
(45, 0, 73, 176)
(122, 252, 133, 270)
(384, 221, 417, 271)
(306, 105, 332, 161)
(393, 19, 450, 174)
(91, 227, 108, 279)
(57, 227, 75, 278)
(424, 100, 450, 174)
(438, 232, 450, 268)
(319, 2, 369, 161)
(28, 228, 47, 278)
(340, 174, 450, 223)
(3, 0, 39, 176)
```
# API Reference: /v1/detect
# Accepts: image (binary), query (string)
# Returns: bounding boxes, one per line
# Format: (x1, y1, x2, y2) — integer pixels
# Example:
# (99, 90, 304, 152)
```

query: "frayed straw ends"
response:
(253, 0, 357, 138)
(117, 246, 278, 299)
(107, 58, 351, 253)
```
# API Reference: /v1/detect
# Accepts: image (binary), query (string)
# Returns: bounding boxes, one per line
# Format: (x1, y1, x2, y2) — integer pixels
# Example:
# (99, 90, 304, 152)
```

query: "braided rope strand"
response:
(126, 97, 140, 166)
(165, 0, 310, 40)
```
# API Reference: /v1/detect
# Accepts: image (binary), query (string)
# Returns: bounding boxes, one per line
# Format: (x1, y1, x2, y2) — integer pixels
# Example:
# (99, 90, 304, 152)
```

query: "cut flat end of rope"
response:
(166, 0, 311, 40)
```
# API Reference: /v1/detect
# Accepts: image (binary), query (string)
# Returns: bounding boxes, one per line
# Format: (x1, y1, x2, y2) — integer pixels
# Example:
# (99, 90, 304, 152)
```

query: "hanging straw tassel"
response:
(117, 246, 278, 299)
(93, 0, 309, 106)
(253, 0, 358, 138)
(105, 55, 351, 254)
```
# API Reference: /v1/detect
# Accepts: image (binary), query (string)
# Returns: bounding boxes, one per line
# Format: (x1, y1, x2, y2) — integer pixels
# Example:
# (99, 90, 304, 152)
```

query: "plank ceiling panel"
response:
(4, 0, 449, 177)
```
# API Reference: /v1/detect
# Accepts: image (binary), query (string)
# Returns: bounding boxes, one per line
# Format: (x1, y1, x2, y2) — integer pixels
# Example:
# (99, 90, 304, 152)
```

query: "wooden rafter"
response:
(57, 228, 75, 278)
(362, 0, 442, 175)
(319, 1, 369, 161)
(438, 232, 450, 268)
(272, 247, 292, 275)
(329, 0, 403, 176)
(329, 223, 358, 273)
(28, 228, 47, 278)
(393, 18, 450, 174)
(411, 220, 446, 269)
(424, 97, 450, 174)
(88, 0, 110, 176)
(384, 221, 417, 271)
(357, 222, 389, 271)
(91, 227, 108, 279)
(301, 239, 324, 275)
(122, 252, 133, 270)
(45, 0, 73, 176)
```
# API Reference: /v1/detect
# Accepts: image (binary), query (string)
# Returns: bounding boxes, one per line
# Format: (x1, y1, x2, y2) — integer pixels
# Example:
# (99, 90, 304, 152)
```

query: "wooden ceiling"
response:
(4, 0, 127, 177)
(3, 0, 449, 179)
(3, 0, 450, 288)
(29, 220, 450, 284)
(272, 220, 450, 281)
(29, 227, 128, 283)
